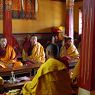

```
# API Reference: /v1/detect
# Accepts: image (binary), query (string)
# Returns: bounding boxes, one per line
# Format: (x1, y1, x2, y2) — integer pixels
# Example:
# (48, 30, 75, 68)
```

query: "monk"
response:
(22, 43, 72, 95)
(0, 38, 23, 69)
(12, 36, 21, 57)
(70, 35, 81, 82)
(23, 34, 31, 56)
(60, 36, 79, 65)
(71, 60, 80, 80)
(23, 36, 45, 64)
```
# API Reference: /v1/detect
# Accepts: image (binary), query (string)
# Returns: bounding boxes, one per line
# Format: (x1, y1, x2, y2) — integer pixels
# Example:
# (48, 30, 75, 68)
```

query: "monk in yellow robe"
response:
(60, 37, 79, 65)
(22, 43, 72, 95)
(22, 36, 45, 64)
(71, 60, 80, 80)
(0, 38, 23, 69)
(71, 35, 81, 81)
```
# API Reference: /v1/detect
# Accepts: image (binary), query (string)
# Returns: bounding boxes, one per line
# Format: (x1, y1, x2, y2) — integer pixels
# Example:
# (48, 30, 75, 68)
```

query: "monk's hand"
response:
(37, 62, 42, 66)
(30, 59, 37, 64)
(25, 57, 36, 63)
(65, 56, 72, 63)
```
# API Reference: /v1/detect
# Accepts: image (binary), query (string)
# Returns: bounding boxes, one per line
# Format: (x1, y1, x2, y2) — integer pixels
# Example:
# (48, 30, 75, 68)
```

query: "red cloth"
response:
(12, 36, 21, 56)
(23, 36, 31, 56)
(57, 56, 70, 68)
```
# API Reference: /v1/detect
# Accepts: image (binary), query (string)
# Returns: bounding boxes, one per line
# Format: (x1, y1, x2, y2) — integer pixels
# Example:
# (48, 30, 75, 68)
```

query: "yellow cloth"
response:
(22, 49, 27, 61)
(0, 45, 16, 63)
(22, 58, 72, 95)
(29, 42, 45, 63)
(71, 60, 80, 80)
(6, 89, 21, 95)
(60, 43, 79, 62)
(0, 45, 23, 68)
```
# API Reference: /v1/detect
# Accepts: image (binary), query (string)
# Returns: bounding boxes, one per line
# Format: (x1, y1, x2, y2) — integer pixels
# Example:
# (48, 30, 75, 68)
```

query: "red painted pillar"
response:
(3, 0, 12, 45)
(65, 0, 74, 41)
(78, 0, 95, 94)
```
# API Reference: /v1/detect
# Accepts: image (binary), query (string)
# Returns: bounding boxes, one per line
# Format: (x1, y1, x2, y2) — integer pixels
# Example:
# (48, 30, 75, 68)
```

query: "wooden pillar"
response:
(3, 0, 12, 45)
(65, 0, 74, 40)
(78, 0, 95, 94)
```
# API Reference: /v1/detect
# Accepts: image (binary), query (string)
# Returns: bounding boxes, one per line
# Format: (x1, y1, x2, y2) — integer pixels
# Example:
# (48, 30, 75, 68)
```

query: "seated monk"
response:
(22, 36, 45, 65)
(70, 35, 81, 82)
(60, 36, 79, 66)
(0, 37, 23, 69)
(71, 60, 80, 80)
(12, 35, 21, 57)
(22, 43, 72, 95)
(23, 34, 31, 56)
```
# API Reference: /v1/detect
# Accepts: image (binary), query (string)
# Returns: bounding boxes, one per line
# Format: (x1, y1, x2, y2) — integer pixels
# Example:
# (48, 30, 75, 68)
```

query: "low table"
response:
(0, 64, 40, 77)
(0, 64, 39, 92)
(3, 76, 34, 90)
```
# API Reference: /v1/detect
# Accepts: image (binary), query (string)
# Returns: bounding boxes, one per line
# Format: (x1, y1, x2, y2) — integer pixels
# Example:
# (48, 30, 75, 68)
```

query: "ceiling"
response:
(52, 0, 83, 2)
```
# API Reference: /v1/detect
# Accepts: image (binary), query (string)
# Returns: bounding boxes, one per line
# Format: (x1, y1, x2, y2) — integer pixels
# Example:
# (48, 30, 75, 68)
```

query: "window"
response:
(79, 9, 82, 35)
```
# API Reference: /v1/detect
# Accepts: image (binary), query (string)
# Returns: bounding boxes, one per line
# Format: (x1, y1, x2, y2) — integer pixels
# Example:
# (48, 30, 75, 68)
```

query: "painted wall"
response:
(13, 0, 66, 33)
(0, 0, 82, 33)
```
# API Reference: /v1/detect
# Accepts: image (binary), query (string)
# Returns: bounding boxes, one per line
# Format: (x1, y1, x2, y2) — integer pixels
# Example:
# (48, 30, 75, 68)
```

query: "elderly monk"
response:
(60, 36, 79, 65)
(22, 43, 72, 95)
(23, 36, 45, 64)
(0, 38, 23, 69)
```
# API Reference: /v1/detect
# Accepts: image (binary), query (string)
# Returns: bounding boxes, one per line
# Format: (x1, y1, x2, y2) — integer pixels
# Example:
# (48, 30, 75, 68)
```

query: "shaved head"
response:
(30, 36, 37, 46)
(0, 38, 7, 48)
(46, 43, 59, 59)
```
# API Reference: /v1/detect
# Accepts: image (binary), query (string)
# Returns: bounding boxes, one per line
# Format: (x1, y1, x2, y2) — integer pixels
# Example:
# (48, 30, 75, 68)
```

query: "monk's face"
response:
(26, 34, 31, 41)
(64, 39, 71, 49)
(0, 38, 7, 48)
(31, 38, 37, 46)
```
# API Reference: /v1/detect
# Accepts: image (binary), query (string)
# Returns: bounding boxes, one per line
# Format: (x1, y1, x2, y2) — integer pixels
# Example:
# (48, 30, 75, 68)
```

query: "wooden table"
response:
(0, 64, 39, 91)
(3, 76, 34, 90)
(0, 64, 39, 92)
(0, 64, 40, 77)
